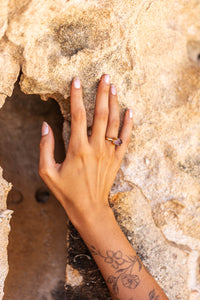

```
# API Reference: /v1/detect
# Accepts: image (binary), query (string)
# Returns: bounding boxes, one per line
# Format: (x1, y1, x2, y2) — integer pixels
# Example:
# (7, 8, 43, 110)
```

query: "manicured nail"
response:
(74, 77, 81, 89)
(129, 109, 133, 119)
(111, 84, 117, 95)
(104, 74, 110, 84)
(42, 121, 49, 136)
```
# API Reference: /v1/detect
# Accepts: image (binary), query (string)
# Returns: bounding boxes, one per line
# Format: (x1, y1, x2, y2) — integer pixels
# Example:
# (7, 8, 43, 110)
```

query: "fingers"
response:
(115, 109, 133, 162)
(91, 74, 110, 144)
(105, 84, 119, 140)
(39, 122, 58, 179)
(70, 77, 88, 146)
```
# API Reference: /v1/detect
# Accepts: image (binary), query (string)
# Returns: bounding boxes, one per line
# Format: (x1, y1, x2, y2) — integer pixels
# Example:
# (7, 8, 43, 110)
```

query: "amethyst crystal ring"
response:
(105, 137, 123, 146)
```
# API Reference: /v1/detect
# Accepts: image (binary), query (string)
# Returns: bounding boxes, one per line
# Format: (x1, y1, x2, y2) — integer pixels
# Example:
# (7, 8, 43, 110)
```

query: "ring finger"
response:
(105, 84, 120, 147)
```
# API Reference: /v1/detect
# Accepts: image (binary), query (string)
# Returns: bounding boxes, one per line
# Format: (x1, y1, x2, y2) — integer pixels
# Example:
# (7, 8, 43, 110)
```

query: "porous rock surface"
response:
(0, 0, 200, 299)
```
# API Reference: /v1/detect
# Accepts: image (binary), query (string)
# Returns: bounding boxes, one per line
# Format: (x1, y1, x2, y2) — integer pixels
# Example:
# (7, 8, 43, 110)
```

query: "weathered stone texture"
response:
(0, 0, 9, 39)
(0, 39, 20, 108)
(0, 167, 12, 299)
(0, 84, 68, 300)
(0, 0, 200, 299)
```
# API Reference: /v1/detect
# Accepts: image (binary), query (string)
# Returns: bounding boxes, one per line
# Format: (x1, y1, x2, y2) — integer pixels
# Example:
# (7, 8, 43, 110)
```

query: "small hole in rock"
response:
(197, 53, 200, 61)
(35, 187, 50, 203)
(7, 188, 23, 205)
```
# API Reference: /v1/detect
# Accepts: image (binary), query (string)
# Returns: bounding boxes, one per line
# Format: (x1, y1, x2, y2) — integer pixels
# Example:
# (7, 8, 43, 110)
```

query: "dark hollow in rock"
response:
(52, 10, 111, 58)
(66, 222, 112, 299)
(35, 187, 50, 203)
(51, 280, 66, 300)
(187, 40, 200, 64)
(7, 188, 23, 204)
(0, 80, 68, 300)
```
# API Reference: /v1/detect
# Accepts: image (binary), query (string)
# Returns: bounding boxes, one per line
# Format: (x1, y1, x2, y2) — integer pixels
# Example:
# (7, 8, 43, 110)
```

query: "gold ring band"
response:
(105, 137, 122, 146)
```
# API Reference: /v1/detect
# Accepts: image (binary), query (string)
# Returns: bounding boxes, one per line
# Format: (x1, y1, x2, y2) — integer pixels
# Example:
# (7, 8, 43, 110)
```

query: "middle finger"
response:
(90, 74, 110, 145)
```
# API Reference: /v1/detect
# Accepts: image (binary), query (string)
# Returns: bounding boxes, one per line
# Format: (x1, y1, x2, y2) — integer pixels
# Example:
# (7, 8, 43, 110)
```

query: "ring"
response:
(105, 137, 122, 146)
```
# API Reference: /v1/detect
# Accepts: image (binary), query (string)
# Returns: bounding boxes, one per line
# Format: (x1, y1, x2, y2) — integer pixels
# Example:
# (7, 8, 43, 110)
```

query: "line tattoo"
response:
(90, 245, 142, 295)
(149, 289, 160, 300)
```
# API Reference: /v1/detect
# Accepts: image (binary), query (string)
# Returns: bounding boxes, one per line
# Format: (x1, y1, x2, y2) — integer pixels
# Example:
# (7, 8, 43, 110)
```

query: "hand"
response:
(39, 76, 168, 300)
(39, 74, 133, 228)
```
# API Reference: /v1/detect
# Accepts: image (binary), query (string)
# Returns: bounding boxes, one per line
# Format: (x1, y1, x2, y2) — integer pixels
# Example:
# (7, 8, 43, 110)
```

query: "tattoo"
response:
(149, 289, 160, 300)
(90, 246, 142, 296)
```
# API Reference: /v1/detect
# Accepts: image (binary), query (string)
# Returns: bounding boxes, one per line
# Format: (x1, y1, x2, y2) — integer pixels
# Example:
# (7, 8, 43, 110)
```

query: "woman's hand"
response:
(39, 74, 133, 227)
(38, 75, 169, 300)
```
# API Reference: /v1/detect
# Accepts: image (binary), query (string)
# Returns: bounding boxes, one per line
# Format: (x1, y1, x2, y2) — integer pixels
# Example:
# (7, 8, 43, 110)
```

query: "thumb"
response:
(39, 121, 57, 179)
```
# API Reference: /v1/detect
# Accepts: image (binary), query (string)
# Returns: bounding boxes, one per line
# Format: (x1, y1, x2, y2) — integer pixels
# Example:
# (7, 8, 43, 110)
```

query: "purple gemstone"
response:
(114, 138, 122, 146)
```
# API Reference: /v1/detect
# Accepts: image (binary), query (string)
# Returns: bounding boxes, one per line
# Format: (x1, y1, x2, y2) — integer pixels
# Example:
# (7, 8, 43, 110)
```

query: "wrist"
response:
(70, 204, 116, 235)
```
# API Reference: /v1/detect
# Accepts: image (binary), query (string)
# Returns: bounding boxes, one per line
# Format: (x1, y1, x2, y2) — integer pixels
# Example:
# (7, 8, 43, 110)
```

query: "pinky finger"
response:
(115, 109, 133, 163)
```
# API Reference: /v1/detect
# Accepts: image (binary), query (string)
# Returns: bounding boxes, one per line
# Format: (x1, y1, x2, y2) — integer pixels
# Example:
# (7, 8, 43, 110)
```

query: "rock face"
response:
(0, 0, 200, 299)
(0, 84, 68, 300)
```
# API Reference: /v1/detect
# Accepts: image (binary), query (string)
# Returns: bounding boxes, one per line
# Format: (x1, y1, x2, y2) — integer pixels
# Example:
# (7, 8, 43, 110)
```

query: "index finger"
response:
(70, 77, 88, 144)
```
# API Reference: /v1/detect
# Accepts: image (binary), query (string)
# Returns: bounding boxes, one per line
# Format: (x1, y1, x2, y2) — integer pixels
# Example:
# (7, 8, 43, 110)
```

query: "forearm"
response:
(39, 75, 169, 299)
(72, 206, 169, 300)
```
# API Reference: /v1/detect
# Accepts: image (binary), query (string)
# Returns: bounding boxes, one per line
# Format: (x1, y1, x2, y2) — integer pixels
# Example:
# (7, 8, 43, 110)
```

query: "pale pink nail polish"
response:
(42, 121, 49, 136)
(111, 84, 117, 95)
(104, 74, 110, 84)
(74, 77, 81, 89)
(129, 109, 133, 119)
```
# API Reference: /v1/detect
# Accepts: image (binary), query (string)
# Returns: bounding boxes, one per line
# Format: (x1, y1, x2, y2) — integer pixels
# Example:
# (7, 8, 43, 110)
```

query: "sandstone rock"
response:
(0, 211, 12, 299)
(0, 39, 20, 108)
(0, 0, 9, 39)
(0, 167, 12, 299)
(0, 166, 12, 298)
(0, 0, 199, 299)
(0, 84, 68, 300)
(110, 190, 189, 300)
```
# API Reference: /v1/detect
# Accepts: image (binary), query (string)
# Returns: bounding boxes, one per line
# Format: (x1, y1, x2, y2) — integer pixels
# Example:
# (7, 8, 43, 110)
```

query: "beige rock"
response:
(0, 0, 199, 298)
(0, 213, 12, 299)
(0, 39, 20, 108)
(0, 85, 68, 300)
(66, 265, 83, 287)
(110, 190, 189, 300)
(0, 165, 11, 299)
(0, 0, 9, 39)
(0, 166, 12, 299)
(0, 168, 12, 211)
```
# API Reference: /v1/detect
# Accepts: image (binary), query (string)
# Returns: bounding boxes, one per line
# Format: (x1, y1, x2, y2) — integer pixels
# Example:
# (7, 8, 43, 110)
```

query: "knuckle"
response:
(39, 166, 49, 178)
(115, 152, 123, 163)
(95, 151, 104, 160)
(39, 138, 47, 149)
(39, 143, 43, 151)
(96, 109, 108, 121)
(123, 135, 130, 145)
(110, 118, 119, 128)
(77, 147, 87, 157)
(101, 84, 109, 93)
(123, 118, 130, 126)
(95, 145, 106, 159)
(70, 142, 88, 157)
(72, 108, 86, 122)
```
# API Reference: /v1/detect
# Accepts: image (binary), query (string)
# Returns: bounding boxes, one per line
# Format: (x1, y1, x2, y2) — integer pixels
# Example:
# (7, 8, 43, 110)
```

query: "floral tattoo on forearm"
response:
(90, 245, 142, 295)
(149, 289, 160, 300)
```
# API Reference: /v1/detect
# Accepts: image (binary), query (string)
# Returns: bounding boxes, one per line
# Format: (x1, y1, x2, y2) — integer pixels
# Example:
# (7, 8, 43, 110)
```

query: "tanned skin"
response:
(39, 74, 169, 300)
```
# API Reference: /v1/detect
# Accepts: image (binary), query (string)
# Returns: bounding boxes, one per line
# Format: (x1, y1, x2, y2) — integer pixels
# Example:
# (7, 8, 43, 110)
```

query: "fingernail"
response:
(104, 74, 110, 84)
(42, 121, 49, 136)
(111, 84, 117, 95)
(74, 77, 81, 89)
(129, 109, 133, 119)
